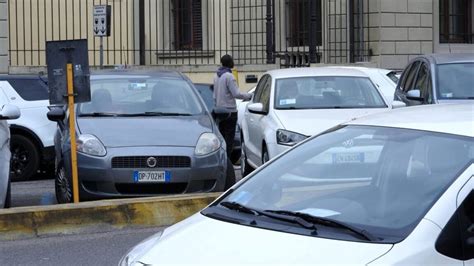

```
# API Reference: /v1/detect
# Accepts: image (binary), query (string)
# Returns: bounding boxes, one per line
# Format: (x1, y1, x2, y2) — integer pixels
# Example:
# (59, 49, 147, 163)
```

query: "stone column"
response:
(0, 0, 9, 73)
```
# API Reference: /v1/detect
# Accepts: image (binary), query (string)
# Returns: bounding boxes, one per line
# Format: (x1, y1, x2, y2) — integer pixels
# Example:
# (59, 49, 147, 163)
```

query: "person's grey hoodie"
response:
(213, 67, 251, 112)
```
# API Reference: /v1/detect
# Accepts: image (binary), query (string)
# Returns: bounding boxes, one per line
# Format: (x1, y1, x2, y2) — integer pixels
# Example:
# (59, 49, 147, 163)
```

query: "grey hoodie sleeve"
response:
(226, 74, 252, 100)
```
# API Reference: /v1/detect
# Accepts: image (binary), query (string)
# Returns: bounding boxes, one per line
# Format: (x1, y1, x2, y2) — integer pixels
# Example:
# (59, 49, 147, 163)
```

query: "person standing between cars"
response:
(213, 54, 252, 158)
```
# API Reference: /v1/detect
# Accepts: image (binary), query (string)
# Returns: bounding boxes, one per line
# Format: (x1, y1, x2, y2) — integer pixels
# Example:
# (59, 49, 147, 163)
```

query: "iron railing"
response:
(8, 0, 371, 68)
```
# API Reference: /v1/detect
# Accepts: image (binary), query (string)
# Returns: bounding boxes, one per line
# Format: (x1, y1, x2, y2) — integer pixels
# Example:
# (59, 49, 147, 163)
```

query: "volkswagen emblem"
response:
(146, 157, 157, 168)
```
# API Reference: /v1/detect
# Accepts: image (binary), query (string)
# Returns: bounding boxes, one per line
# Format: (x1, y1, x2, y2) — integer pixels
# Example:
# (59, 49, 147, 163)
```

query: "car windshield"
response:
(437, 63, 474, 100)
(78, 77, 203, 116)
(215, 126, 473, 243)
(274, 76, 386, 109)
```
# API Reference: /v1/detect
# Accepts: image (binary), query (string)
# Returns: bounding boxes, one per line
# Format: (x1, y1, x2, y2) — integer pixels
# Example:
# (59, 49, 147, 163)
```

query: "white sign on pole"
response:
(93, 5, 111, 37)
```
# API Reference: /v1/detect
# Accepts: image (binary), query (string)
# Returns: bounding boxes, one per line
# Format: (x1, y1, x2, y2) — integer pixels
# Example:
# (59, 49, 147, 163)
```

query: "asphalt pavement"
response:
(0, 226, 165, 266)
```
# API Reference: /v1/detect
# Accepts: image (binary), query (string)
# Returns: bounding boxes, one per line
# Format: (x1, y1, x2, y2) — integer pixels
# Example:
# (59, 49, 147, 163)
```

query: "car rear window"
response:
(6, 78, 49, 101)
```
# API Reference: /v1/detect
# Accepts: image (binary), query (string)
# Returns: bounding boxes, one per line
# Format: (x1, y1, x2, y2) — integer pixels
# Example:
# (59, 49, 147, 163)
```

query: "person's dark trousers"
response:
(218, 112, 238, 159)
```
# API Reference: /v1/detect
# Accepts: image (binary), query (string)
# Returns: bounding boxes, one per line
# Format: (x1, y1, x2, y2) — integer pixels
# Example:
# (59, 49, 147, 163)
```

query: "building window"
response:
(287, 0, 322, 47)
(439, 0, 473, 43)
(173, 0, 203, 50)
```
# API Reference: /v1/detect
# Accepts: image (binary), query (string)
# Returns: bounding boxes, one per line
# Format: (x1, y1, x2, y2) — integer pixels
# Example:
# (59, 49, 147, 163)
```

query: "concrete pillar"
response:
(0, 0, 8, 73)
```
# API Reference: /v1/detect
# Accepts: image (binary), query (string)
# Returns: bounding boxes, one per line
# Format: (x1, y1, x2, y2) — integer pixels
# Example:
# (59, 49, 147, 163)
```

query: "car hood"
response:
(77, 115, 213, 148)
(137, 214, 392, 265)
(273, 108, 389, 136)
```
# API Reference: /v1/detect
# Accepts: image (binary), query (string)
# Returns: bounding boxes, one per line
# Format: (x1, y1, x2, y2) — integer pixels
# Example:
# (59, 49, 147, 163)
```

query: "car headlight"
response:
(195, 133, 221, 156)
(76, 134, 106, 157)
(276, 129, 307, 146)
(119, 231, 163, 266)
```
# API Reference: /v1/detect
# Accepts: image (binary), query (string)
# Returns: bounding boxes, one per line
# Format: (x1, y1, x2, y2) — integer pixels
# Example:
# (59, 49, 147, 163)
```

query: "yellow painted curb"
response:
(0, 193, 220, 241)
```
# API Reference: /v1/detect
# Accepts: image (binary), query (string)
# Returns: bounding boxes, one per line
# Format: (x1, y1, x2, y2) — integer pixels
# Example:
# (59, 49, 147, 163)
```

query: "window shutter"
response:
(192, 0, 203, 49)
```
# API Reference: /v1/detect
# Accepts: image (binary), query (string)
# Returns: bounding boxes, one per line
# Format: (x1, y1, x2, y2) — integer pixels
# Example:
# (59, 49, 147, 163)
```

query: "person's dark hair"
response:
(220, 54, 234, 69)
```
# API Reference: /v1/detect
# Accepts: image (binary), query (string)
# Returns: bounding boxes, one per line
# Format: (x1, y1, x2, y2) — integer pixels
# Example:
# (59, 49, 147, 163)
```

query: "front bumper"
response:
(63, 146, 227, 200)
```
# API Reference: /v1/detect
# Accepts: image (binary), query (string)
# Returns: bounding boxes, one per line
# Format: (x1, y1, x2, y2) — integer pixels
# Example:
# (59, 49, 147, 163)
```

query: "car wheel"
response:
(240, 139, 254, 177)
(55, 162, 73, 204)
(262, 145, 270, 164)
(4, 179, 11, 208)
(224, 158, 236, 190)
(10, 135, 40, 181)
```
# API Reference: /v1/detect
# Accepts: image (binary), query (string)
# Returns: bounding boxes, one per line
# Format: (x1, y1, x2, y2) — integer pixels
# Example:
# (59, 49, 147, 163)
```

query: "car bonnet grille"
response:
(111, 156, 191, 168)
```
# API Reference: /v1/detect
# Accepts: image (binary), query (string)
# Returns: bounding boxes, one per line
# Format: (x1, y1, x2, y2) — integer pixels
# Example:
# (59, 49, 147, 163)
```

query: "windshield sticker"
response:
(228, 191, 253, 205)
(279, 99, 296, 105)
(297, 208, 341, 218)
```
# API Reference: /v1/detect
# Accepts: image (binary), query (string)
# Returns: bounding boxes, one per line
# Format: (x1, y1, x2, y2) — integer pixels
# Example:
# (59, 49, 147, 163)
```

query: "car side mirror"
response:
(47, 108, 66, 122)
(212, 107, 231, 122)
(248, 103, 266, 115)
(406, 89, 424, 101)
(0, 104, 20, 120)
(391, 100, 406, 109)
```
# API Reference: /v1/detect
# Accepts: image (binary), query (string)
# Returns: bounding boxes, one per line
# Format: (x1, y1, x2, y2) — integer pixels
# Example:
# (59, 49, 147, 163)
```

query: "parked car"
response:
(0, 75, 56, 180)
(120, 103, 474, 266)
(240, 67, 392, 176)
(394, 53, 474, 106)
(193, 83, 241, 164)
(48, 71, 235, 203)
(0, 104, 21, 208)
(236, 86, 256, 128)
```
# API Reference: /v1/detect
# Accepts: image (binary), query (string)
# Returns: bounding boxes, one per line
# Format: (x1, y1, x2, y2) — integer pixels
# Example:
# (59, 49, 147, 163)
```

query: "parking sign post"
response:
(66, 64, 80, 203)
(46, 40, 91, 203)
(93, 5, 111, 69)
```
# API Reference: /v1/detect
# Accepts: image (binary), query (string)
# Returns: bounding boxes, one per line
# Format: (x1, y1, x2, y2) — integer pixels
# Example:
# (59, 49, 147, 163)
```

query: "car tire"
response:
(240, 139, 254, 177)
(262, 145, 270, 165)
(4, 179, 11, 208)
(224, 158, 236, 190)
(55, 162, 73, 204)
(10, 135, 40, 181)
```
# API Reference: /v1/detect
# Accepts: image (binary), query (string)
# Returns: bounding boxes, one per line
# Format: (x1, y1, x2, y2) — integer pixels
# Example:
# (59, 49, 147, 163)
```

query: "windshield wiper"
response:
(219, 202, 318, 231)
(132, 112, 193, 117)
(265, 210, 377, 241)
(78, 112, 121, 117)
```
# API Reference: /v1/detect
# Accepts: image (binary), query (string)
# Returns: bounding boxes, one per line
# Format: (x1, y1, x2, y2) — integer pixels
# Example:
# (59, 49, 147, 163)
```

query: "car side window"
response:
(436, 191, 474, 261)
(412, 63, 433, 104)
(400, 61, 421, 92)
(7, 78, 49, 101)
(253, 75, 268, 103)
(260, 77, 272, 113)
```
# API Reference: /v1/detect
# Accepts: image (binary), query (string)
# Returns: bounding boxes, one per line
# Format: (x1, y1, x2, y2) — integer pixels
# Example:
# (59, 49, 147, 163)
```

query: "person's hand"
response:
(245, 93, 252, 101)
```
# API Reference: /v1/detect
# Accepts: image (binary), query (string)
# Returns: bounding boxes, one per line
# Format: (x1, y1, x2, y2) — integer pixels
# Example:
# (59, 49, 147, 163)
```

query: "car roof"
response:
(0, 74, 44, 80)
(327, 66, 393, 75)
(90, 70, 184, 80)
(347, 103, 474, 137)
(416, 53, 474, 65)
(266, 67, 368, 79)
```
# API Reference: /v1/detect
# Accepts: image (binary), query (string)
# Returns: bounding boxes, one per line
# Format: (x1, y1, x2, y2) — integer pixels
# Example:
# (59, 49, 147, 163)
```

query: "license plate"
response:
(133, 171, 171, 183)
(332, 152, 364, 163)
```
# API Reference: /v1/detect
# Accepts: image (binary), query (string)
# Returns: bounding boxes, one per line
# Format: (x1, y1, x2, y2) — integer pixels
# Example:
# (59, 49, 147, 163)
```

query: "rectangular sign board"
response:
(46, 39, 91, 105)
(93, 5, 111, 37)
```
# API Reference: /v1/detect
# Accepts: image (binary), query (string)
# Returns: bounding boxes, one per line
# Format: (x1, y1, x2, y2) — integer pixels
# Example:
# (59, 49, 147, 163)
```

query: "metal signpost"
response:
(46, 40, 91, 203)
(93, 5, 111, 69)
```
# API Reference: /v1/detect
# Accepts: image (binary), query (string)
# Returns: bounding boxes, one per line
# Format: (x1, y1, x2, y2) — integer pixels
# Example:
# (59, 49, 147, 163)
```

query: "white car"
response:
(0, 75, 56, 180)
(236, 87, 255, 128)
(120, 103, 474, 265)
(0, 104, 20, 208)
(240, 67, 393, 176)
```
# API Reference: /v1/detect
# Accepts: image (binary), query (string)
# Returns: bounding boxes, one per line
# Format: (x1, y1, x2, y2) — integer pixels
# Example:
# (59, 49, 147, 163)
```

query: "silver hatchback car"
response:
(48, 71, 235, 203)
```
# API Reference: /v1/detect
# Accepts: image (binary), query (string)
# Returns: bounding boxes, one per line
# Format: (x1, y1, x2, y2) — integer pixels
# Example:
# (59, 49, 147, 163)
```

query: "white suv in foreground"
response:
(0, 75, 56, 180)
